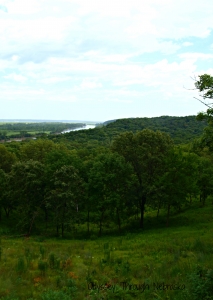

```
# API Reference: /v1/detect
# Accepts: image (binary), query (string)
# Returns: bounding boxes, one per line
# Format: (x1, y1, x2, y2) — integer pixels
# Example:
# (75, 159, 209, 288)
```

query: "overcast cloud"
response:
(1, 0, 213, 121)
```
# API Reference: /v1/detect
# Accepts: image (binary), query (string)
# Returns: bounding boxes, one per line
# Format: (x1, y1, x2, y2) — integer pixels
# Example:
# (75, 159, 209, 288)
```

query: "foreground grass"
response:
(0, 202, 213, 300)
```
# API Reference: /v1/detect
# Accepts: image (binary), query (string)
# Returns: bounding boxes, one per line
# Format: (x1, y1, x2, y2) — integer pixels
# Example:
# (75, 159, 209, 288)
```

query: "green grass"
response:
(1, 201, 213, 299)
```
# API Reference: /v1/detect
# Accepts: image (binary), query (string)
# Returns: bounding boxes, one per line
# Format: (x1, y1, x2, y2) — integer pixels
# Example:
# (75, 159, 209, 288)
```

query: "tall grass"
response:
(0, 201, 213, 299)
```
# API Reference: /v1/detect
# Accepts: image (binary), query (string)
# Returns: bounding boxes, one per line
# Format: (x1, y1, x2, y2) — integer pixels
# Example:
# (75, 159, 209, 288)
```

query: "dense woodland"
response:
(53, 115, 207, 146)
(0, 112, 212, 238)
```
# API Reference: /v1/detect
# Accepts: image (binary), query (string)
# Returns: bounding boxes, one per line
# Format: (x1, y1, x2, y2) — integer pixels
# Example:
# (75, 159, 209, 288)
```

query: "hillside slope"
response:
(56, 115, 206, 145)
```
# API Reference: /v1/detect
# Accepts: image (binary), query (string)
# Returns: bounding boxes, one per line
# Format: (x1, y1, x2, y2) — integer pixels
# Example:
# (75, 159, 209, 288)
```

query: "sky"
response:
(0, 0, 213, 122)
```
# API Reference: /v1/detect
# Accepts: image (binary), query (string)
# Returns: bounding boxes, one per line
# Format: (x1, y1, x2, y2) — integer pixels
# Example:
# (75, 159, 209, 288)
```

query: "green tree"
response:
(0, 144, 17, 172)
(44, 148, 84, 226)
(112, 129, 173, 228)
(88, 152, 135, 235)
(194, 74, 213, 150)
(48, 165, 84, 237)
(20, 139, 57, 162)
(197, 157, 213, 206)
(11, 160, 45, 235)
(194, 74, 213, 106)
(157, 148, 199, 225)
(0, 169, 6, 220)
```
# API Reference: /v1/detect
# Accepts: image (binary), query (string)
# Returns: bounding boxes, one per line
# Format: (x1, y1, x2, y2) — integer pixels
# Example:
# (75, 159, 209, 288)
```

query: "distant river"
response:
(61, 124, 96, 134)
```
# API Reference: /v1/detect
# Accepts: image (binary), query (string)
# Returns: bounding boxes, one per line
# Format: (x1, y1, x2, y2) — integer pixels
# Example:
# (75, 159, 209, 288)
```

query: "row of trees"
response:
(0, 122, 86, 141)
(0, 128, 213, 237)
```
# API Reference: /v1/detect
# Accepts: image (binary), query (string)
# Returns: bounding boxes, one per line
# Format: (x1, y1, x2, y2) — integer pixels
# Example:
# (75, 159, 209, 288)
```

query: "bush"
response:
(189, 266, 213, 300)
(176, 266, 213, 300)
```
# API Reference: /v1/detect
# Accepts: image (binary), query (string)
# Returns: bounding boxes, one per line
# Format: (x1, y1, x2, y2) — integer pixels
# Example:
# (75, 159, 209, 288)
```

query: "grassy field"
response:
(0, 201, 213, 300)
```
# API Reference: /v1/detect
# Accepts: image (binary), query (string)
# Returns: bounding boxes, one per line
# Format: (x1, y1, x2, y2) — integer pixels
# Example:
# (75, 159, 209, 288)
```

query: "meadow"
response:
(0, 200, 213, 300)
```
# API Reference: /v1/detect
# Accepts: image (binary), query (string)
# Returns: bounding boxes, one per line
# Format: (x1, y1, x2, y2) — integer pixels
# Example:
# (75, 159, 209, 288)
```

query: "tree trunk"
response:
(156, 200, 161, 218)
(166, 204, 170, 227)
(202, 193, 206, 206)
(139, 195, 146, 228)
(99, 219, 102, 236)
(44, 206, 48, 229)
(4, 207, 10, 218)
(99, 211, 105, 236)
(87, 210, 90, 235)
(116, 208, 121, 233)
(62, 223, 64, 238)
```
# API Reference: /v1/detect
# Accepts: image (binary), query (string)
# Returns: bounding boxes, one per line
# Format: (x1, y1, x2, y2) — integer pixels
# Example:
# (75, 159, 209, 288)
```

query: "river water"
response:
(61, 124, 96, 134)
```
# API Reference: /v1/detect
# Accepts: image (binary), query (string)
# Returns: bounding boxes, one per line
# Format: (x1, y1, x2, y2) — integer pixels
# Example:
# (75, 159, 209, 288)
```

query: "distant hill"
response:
(53, 115, 207, 145)
(102, 119, 117, 126)
(104, 115, 207, 143)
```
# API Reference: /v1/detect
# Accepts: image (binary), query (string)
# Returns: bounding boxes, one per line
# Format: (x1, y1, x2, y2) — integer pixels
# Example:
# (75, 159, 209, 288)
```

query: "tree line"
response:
(0, 127, 212, 238)
(0, 122, 85, 140)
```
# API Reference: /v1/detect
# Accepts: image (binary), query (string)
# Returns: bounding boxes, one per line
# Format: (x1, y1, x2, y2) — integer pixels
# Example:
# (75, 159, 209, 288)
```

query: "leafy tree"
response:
(88, 152, 135, 234)
(194, 74, 213, 150)
(157, 148, 199, 225)
(20, 139, 57, 162)
(48, 165, 84, 237)
(197, 157, 213, 206)
(112, 129, 173, 228)
(194, 74, 213, 106)
(10, 160, 45, 235)
(0, 144, 17, 172)
(44, 148, 84, 228)
(0, 169, 6, 220)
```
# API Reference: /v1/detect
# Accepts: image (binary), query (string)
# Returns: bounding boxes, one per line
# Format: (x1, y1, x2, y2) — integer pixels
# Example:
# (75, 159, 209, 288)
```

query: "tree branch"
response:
(193, 97, 213, 108)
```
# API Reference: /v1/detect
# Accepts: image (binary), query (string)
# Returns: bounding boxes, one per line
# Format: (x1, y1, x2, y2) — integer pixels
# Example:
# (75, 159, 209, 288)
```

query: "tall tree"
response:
(0, 169, 6, 220)
(88, 152, 135, 235)
(0, 144, 17, 172)
(197, 156, 213, 206)
(44, 148, 84, 226)
(48, 165, 84, 237)
(157, 148, 199, 225)
(112, 129, 173, 228)
(11, 160, 45, 235)
(194, 74, 213, 150)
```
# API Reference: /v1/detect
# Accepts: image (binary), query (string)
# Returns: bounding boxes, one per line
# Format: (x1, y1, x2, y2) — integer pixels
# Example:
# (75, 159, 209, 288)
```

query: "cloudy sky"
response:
(1, 0, 213, 122)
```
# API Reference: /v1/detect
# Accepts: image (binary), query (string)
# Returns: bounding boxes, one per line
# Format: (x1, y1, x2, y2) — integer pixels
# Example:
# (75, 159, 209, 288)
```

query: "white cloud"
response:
(0, 4, 7, 12)
(179, 53, 213, 61)
(80, 80, 102, 89)
(39, 76, 73, 84)
(182, 42, 193, 47)
(4, 73, 27, 83)
(0, 0, 213, 120)
(6, 0, 41, 14)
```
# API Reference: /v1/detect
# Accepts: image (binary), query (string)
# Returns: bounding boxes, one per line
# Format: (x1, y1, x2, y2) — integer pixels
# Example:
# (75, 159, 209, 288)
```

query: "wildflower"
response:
(68, 272, 78, 279)
(34, 277, 41, 286)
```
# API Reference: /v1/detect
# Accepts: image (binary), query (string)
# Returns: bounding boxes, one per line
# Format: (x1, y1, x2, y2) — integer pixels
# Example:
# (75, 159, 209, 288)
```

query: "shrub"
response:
(189, 266, 213, 300)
